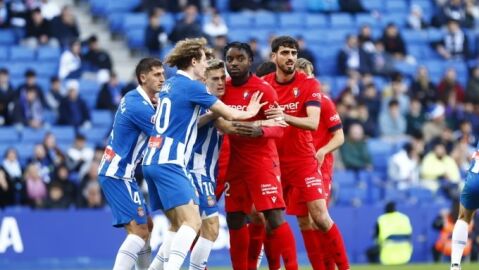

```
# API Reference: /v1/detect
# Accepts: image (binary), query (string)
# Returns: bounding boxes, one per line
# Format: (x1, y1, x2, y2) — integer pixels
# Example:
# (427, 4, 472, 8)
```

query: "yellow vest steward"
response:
(378, 212, 413, 265)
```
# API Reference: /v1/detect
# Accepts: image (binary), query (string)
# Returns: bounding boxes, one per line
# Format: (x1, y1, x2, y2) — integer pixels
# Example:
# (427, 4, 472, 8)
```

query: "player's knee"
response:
(312, 212, 332, 232)
(186, 214, 202, 232)
(227, 212, 247, 229)
(297, 216, 314, 231)
(132, 224, 150, 241)
(263, 209, 284, 229)
(201, 218, 220, 241)
(249, 211, 266, 225)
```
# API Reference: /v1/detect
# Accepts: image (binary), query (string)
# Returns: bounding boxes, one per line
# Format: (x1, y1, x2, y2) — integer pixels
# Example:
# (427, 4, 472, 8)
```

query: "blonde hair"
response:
(296, 58, 314, 77)
(206, 59, 225, 74)
(165, 37, 208, 70)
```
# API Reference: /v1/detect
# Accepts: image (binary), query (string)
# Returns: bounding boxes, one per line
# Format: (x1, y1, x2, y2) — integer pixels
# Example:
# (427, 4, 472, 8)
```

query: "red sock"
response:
(321, 224, 350, 270)
(315, 230, 335, 270)
(248, 223, 265, 270)
(301, 229, 325, 270)
(264, 222, 298, 270)
(229, 226, 250, 270)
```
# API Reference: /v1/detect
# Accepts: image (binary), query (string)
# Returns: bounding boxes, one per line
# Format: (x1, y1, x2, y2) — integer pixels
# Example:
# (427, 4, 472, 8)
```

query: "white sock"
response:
(256, 245, 264, 269)
(165, 225, 198, 270)
(113, 234, 145, 270)
(451, 219, 469, 266)
(136, 238, 152, 270)
(189, 237, 214, 270)
(149, 231, 176, 270)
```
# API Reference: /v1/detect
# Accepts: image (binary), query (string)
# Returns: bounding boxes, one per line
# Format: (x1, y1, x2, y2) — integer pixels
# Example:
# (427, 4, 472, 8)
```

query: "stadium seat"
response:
(79, 79, 100, 94)
(91, 110, 113, 127)
(291, 0, 307, 11)
(0, 46, 7, 60)
(50, 126, 76, 143)
(160, 13, 176, 33)
(305, 14, 328, 28)
(334, 170, 357, 187)
(105, 0, 138, 14)
(126, 29, 145, 50)
(306, 0, 339, 12)
(394, 62, 417, 77)
(37, 47, 61, 61)
(21, 128, 47, 143)
(408, 187, 434, 204)
(362, 0, 383, 11)
(402, 30, 429, 45)
(367, 139, 395, 172)
(80, 126, 110, 145)
(33, 62, 58, 77)
(0, 30, 16, 45)
(355, 14, 379, 27)
(254, 11, 276, 28)
(385, 0, 408, 14)
(330, 13, 354, 29)
(123, 13, 148, 32)
(0, 127, 21, 143)
(427, 28, 444, 42)
(108, 12, 127, 34)
(227, 12, 254, 28)
(278, 12, 304, 28)
(10, 46, 36, 61)
(380, 13, 407, 28)
(325, 30, 352, 44)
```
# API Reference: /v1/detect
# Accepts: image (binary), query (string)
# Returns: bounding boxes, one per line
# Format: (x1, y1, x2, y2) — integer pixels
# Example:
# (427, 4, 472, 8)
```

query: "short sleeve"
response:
(322, 96, 342, 132)
(189, 81, 218, 109)
(260, 81, 278, 112)
(304, 79, 322, 108)
(122, 96, 155, 135)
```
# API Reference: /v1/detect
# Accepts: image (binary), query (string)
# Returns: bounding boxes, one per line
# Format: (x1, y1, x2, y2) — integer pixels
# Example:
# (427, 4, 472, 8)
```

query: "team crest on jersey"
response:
(207, 196, 216, 206)
(243, 91, 250, 99)
(137, 207, 145, 217)
(150, 115, 156, 124)
(293, 87, 300, 98)
(161, 83, 171, 93)
(271, 196, 277, 203)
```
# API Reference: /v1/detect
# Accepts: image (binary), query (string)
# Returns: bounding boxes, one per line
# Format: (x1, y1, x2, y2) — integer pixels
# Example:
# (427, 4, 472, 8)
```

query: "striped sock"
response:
(165, 225, 198, 270)
(113, 234, 145, 270)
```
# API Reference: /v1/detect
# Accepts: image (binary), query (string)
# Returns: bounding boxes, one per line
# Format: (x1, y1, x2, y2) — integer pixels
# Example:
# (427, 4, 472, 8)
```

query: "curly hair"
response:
(165, 37, 208, 70)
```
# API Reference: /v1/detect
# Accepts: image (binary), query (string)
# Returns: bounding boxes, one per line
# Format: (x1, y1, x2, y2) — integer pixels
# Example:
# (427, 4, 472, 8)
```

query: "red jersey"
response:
(312, 94, 342, 177)
(221, 74, 282, 177)
(263, 71, 322, 166)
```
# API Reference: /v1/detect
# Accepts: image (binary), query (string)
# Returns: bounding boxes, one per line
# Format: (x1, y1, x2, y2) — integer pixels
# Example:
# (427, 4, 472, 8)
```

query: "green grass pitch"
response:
(206, 263, 478, 270)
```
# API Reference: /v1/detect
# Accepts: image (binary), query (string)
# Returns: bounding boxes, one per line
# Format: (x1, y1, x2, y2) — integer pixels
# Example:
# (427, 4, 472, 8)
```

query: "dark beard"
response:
(279, 64, 295, 74)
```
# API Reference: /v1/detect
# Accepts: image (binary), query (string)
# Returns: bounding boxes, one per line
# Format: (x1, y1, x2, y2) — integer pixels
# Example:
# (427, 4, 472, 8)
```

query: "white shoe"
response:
(451, 263, 461, 270)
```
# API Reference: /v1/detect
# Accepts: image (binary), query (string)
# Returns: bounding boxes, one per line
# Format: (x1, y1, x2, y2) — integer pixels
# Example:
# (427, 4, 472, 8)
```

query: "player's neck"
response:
(231, 72, 251, 87)
(275, 70, 296, 84)
(144, 88, 156, 102)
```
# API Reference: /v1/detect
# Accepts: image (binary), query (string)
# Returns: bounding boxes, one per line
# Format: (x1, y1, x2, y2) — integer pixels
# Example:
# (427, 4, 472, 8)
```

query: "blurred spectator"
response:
(59, 39, 82, 80)
(0, 68, 15, 125)
(248, 38, 265, 72)
(409, 66, 438, 108)
(357, 102, 378, 137)
(40, 0, 60, 20)
(45, 76, 63, 111)
(28, 144, 53, 183)
(0, 0, 11, 28)
(6, 0, 28, 28)
(0, 168, 14, 208)
(82, 35, 112, 72)
(58, 80, 91, 128)
(134, 0, 168, 13)
(16, 69, 47, 108)
(256, 61, 276, 77)
(23, 8, 58, 48)
(388, 143, 420, 190)
(379, 99, 407, 139)
(144, 11, 167, 56)
(453, 119, 477, 146)
(80, 160, 99, 191)
(50, 5, 80, 47)
(11, 86, 44, 129)
(451, 132, 475, 172)
(79, 180, 104, 208)
(262, 0, 291, 11)
(381, 23, 407, 60)
(211, 35, 227, 60)
(465, 0, 479, 24)
(357, 24, 375, 53)
(42, 132, 65, 167)
(406, 98, 427, 136)
(435, 19, 469, 60)
(466, 66, 479, 103)
(420, 142, 461, 192)
(2, 148, 22, 180)
(382, 72, 410, 115)
(203, 12, 228, 39)
(371, 40, 395, 77)
(454, 101, 479, 134)
(66, 134, 94, 179)
(96, 72, 122, 111)
(169, 5, 203, 43)
(433, 0, 475, 27)
(423, 104, 448, 143)
(437, 67, 465, 104)
(340, 122, 372, 170)
(359, 83, 381, 123)
(50, 164, 76, 206)
(24, 163, 47, 208)
(297, 36, 316, 72)
(407, 4, 429, 30)
(43, 181, 70, 209)
(120, 74, 138, 97)
(339, 0, 366, 13)
(337, 34, 372, 75)
(229, 0, 262, 11)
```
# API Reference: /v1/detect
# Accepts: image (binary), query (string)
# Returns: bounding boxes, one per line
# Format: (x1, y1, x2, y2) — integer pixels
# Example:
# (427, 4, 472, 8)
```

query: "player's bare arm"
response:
(210, 91, 266, 120)
(265, 104, 320, 131)
(316, 128, 344, 165)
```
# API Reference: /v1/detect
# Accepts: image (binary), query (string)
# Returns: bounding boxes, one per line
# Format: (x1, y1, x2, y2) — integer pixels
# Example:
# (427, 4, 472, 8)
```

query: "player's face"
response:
(205, 68, 226, 97)
(225, 47, 251, 78)
(272, 46, 297, 75)
(142, 66, 165, 93)
(193, 50, 208, 81)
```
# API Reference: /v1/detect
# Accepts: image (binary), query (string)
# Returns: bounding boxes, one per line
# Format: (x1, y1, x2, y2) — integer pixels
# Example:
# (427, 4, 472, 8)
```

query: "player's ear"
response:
(139, 73, 147, 85)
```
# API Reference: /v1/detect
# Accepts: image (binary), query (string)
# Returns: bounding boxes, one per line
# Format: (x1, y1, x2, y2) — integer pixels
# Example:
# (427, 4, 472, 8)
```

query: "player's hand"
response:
(233, 122, 264, 137)
(315, 149, 326, 166)
(265, 102, 286, 121)
(246, 91, 267, 116)
(258, 119, 289, 127)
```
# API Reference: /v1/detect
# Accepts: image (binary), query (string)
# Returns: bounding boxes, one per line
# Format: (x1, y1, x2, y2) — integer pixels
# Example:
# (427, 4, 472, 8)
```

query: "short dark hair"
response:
(388, 99, 399, 107)
(385, 201, 396, 213)
(223, 41, 254, 61)
(271, 36, 299, 52)
(25, 69, 36, 77)
(255, 61, 276, 77)
(135, 57, 163, 85)
(0, 68, 8, 75)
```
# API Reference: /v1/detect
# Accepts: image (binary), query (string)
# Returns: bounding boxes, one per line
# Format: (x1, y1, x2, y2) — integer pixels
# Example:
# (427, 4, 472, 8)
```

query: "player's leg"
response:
(248, 208, 266, 270)
(227, 211, 250, 270)
(296, 214, 326, 270)
(149, 213, 179, 270)
(136, 217, 154, 270)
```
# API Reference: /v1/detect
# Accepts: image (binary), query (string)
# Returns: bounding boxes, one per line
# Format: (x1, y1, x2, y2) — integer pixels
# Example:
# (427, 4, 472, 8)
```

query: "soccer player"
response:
(450, 144, 479, 270)
(187, 59, 227, 270)
(142, 37, 265, 270)
(263, 36, 350, 270)
(221, 42, 298, 270)
(97, 58, 165, 270)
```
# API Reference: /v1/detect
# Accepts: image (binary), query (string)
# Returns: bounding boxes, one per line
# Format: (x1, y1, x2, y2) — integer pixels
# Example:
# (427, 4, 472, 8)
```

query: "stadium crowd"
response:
(0, 0, 478, 218)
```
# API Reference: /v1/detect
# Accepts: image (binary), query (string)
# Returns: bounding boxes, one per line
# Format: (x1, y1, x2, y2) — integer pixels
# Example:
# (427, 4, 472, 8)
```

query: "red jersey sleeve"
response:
(259, 80, 283, 138)
(304, 78, 322, 108)
(322, 95, 343, 132)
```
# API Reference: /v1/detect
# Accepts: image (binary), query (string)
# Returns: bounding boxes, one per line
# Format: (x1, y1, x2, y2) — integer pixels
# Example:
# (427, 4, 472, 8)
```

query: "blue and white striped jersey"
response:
(143, 71, 218, 167)
(187, 111, 222, 182)
(98, 86, 155, 180)
(469, 142, 479, 174)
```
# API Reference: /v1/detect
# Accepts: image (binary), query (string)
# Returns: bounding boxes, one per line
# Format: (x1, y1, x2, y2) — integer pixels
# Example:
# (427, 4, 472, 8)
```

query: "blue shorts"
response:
(143, 164, 199, 212)
(461, 171, 479, 210)
(98, 175, 149, 228)
(191, 172, 219, 219)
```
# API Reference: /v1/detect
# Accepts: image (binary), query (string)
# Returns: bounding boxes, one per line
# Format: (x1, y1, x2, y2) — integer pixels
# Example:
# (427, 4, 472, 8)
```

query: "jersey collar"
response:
(177, 70, 195, 81)
(136, 86, 155, 109)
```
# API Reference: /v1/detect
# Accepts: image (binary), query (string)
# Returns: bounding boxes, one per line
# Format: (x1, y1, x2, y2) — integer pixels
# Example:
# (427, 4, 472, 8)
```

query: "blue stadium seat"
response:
(33, 62, 58, 77)
(126, 29, 145, 50)
(385, 0, 408, 14)
(428, 28, 444, 42)
(330, 13, 354, 29)
(89, 0, 107, 16)
(355, 14, 379, 27)
(105, 0, 138, 13)
(80, 126, 110, 145)
(380, 13, 407, 27)
(79, 79, 100, 94)
(0, 30, 16, 45)
(227, 12, 254, 28)
(278, 12, 304, 28)
(50, 126, 76, 143)
(407, 187, 434, 204)
(8, 62, 31, 77)
(303, 29, 328, 44)
(306, 0, 339, 12)
(402, 30, 429, 45)
(367, 139, 395, 172)
(10, 46, 36, 61)
(227, 29, 251, 42)
(291, 0, 307, 11)
(43, 110, 57, 125)
(325, 30, 351, 44)
(334, 170, 357, 187)
(108, 12, 127, 34)
(305, 14, 327, 28)
(0, 46, 7, 60)
(123, 13, 148, 32)
(21, 128, 47, 143)
(37, 47, 61, 61)
(17, 143, 35, 162)
(0, 127, 21, 143)
(394, 62, 417, 77)
(383, 187, 407, 203)
(91, 110, 113, 127)
(160, 13, 176, 33)
(362, 0, 383, 11)
(253, 11, 276, 28)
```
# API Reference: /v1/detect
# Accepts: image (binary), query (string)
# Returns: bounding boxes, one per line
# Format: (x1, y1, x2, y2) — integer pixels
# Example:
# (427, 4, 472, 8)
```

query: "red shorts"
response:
(224, 169, 285, 214)
(281, 163, 324, 216)
(321, 172, 332, 205)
